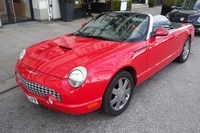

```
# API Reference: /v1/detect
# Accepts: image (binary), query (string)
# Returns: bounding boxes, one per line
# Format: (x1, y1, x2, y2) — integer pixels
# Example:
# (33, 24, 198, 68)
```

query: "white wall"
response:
(51, 0, 61, 19)
(32, 0, 47, 9)
(32, 0, 48, 20)
(32, 0, 61, 20)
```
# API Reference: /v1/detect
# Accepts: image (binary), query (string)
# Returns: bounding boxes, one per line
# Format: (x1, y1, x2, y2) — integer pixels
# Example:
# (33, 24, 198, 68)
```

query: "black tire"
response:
(175, 37, 191, 63)
(102, 70, 134, 116)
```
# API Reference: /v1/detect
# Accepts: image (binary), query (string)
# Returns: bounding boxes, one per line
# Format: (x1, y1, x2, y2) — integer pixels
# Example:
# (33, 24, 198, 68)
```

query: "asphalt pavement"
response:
(0, 6, 162, 93)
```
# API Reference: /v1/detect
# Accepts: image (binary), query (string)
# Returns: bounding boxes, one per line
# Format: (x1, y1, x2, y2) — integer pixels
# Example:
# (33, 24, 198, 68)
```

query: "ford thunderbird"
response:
(15, 12, 194, 116)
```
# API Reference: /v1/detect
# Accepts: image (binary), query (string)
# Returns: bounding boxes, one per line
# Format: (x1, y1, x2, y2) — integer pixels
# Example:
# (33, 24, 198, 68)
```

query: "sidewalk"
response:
(0, 6, 161, 93)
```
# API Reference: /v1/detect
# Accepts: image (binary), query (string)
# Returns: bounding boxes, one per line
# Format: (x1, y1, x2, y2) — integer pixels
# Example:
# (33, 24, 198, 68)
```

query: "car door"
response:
(146, 29, 180, 78)
(146, 14, 183, 78)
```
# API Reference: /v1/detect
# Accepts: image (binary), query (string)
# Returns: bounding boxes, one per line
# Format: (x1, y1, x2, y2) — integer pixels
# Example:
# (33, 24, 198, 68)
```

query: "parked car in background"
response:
(15, 12, 194, 116)
(166, 0, 200, 33)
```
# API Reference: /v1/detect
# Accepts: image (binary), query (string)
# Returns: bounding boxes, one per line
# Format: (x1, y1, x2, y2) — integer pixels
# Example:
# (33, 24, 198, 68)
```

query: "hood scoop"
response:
(59, 45, 72, 50)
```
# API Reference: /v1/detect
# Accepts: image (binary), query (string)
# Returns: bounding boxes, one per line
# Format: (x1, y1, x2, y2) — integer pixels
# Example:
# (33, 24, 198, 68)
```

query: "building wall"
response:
(0, 0, 5, 12)
(51, 0, 61, 19)
(0, 0, 6, 15)
(32, 0, 61, 20)
(31, 0, 162, 21)
(32, 0, 48, 20)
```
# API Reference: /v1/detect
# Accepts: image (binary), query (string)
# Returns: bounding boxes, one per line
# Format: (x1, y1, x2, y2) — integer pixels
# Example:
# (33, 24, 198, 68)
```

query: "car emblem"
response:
(180, 17, 184, 21)
(26, 69, 37, 75)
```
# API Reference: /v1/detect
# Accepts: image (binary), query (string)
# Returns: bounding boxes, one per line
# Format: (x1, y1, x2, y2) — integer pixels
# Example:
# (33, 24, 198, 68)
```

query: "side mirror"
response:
(154, 28, 169, 36)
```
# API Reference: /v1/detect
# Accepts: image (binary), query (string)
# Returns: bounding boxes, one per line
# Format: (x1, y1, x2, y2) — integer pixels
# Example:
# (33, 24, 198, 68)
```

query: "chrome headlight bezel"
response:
(68, 66, 87, 88)
(19, 49, 26, 61)
(197, 17, 200, 23)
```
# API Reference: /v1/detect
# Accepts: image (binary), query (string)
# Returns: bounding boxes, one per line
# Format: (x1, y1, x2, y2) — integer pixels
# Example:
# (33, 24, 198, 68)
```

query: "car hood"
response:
(169, 9, 200, 22)
(21, 34, 120, 78)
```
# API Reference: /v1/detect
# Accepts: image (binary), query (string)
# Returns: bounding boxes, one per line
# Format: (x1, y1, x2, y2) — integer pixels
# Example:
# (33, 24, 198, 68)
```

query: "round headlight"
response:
(197, 17, 200, 23)
(68, 66, 87, 88)
(19, 49, 26, 60)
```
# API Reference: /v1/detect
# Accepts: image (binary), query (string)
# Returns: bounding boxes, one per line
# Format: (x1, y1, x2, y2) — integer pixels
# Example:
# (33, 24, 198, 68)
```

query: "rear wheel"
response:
(175, 37, 191, 63)
(102, 70, 134, 116)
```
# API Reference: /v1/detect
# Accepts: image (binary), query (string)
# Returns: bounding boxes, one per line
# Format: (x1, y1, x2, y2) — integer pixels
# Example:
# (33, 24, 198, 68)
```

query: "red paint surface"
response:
(15, 23, 194, 115)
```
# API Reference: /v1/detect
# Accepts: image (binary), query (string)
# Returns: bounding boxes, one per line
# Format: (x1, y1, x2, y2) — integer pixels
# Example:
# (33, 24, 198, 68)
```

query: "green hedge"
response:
(111, 0, 132, 11)
(149, 0, 157, 4)
(162, 0, 180, 6)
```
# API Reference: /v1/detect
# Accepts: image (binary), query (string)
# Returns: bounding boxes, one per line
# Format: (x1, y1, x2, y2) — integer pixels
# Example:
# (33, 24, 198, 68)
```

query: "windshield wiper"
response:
(87, 35, 122, 42)
(87, 35, 111, 40)
(74, 30, 84, 36)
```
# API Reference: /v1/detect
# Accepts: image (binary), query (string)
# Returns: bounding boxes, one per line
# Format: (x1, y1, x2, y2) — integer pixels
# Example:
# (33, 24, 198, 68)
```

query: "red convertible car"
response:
(15, 12, 194, 116)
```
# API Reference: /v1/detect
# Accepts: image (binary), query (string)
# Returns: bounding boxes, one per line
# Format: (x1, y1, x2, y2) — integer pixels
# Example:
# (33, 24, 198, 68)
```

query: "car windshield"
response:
(74, 12, 150, 42)
(176, 0, 200, 10)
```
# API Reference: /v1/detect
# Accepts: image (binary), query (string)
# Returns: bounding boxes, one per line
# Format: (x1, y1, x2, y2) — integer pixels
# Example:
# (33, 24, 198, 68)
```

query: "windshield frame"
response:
(73, 12, 150, 42)
(176, 0, 200, 10)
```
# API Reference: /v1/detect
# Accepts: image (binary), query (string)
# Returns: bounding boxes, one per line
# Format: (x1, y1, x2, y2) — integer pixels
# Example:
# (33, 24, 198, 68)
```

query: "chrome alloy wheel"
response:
(183, 39, 190, 60)
(110, 77, 131, 111)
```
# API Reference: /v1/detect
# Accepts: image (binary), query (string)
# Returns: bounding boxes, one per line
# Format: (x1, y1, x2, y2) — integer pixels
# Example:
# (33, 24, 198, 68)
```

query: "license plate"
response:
(25, 94, 39, 105)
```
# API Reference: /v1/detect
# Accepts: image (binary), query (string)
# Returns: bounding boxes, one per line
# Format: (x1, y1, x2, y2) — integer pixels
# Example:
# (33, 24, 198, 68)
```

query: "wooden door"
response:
(13, 0, 25, 15)
(0, 0, 6, 15)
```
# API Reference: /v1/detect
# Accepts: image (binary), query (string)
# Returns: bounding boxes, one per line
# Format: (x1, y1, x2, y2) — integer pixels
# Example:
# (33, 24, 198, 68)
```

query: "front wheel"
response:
(175, 37, 191, 63)
(102, 70, 134, 116)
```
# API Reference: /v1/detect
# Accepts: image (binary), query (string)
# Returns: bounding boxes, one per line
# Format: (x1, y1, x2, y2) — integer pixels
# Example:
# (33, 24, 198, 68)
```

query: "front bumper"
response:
(15, 61, 102, 115)
(193, 24, 200, 33)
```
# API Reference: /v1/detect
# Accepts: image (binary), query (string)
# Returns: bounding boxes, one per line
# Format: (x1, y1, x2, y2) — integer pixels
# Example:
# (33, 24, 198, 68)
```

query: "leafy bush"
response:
(111, 0, 132, 11)
(149, 0, 157, 4)
(126, 0, 132, 11)
(162, 0, 180, 6)
(74, 3, 82, 8)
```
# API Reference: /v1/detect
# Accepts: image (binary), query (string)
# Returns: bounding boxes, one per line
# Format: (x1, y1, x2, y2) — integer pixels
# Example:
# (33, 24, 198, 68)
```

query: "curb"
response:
(0, 77, 18, 94)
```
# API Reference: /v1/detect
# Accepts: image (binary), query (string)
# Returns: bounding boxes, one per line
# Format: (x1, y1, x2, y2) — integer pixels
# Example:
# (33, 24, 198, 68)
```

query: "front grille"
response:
(169, 16, 187, 22)
(194, 25, 200, 28)
(16, 73, 62, 102)
(169, 12, 189, 22)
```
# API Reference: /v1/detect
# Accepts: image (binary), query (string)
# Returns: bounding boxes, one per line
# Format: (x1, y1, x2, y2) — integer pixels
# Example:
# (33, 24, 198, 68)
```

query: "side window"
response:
(153, 15, 172, 31)
(194, 0, 200, 10)
(128, 16, 149, 41)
